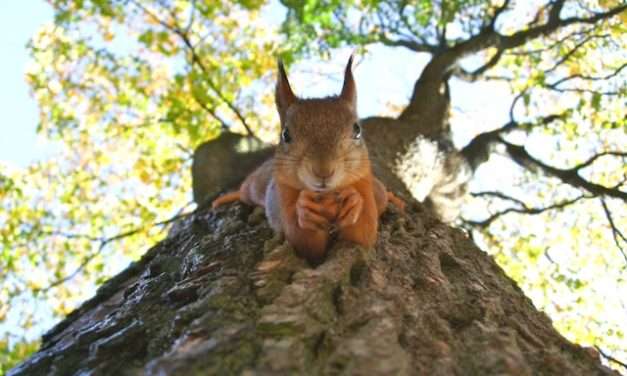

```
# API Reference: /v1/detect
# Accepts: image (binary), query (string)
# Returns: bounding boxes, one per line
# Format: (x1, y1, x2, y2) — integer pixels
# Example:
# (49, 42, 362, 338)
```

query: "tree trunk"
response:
(9, 182, 615, 375)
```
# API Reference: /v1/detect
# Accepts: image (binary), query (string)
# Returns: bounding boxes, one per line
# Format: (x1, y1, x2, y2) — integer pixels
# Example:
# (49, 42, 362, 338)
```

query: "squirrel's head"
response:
(273, 56, 369, 192)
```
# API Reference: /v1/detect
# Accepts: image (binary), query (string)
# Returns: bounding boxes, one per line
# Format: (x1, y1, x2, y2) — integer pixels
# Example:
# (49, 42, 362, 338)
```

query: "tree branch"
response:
(600, 198, 627, 263)
(544, 33, 611, 74)
(574, 151, 627, 172)
(402, 1, 625, 123)
(190, 90, 230, 131)
(468, 192, 627, 265)
(452, 48, 504, 82)
(373, 2, 439, 53)
(505, 27, 597, 56)
(595, 346, 627, 372)
(418, 1, 625, 84)
(461, 113, 565, 170)
(500, 140, 627, 201)
(484, 1, 624, 56)
(184, 0, 197, 34)
(129, 0, 257, 139)
(545, 61, 627, 89)
(471, 191, 528, 209)
(37, 209, 194, 293)
(465, 194, 589, 228)
(488, 0, 512, 29)
(378, 35, 438, 53)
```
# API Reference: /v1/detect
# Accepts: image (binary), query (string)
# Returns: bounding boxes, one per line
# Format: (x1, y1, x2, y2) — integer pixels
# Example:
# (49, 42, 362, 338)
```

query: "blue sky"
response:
(0, 1, 53, 167)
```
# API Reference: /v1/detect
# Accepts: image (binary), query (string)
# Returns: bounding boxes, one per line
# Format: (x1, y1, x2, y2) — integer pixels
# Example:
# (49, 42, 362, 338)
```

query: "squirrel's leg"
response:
(386, 191, 405, 211)
(372, 178, 388, 215)
(265, 178, 283, 232)
(211, 191, 241, 209)
(276, 184, 330, 264)
(211, 159, 273, 209)
(373, 177, 405, 214)
(336, 178, 378, 248)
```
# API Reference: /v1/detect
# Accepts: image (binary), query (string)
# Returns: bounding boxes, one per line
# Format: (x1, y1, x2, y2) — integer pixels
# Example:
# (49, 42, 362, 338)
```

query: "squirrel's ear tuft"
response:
(276, 60, 297, 121)
(339, 55, 356, 110)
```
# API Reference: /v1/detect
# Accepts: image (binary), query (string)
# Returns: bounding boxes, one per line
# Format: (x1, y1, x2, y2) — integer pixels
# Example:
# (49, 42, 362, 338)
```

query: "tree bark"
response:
(9, 172, 616, 375)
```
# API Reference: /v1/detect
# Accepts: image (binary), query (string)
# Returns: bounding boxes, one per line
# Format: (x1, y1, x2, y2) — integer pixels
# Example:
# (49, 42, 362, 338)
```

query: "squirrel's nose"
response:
(312, 166, 335, 180)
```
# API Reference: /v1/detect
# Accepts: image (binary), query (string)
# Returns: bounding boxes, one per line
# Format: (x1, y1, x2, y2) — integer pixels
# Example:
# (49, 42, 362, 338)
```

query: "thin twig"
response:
(547, 62, 627, 87)
(600, 198, 627, 263)
(574, 151, 627, 172)
(594, 345, 627, 371)
(129, 0, 257, 139)
(471, 191, 528, 209)
(500, 139, 627, 202)
(37, 208, 195, 293)
(465, 195, 589, 228)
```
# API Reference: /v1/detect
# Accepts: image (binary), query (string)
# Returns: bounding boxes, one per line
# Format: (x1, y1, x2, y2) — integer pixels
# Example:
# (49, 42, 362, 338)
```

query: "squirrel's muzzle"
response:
(312, 165, 336, 180)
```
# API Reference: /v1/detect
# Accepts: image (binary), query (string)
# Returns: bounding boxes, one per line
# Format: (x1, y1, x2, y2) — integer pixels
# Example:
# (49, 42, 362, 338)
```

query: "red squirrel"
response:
(212, 56, 404, 263)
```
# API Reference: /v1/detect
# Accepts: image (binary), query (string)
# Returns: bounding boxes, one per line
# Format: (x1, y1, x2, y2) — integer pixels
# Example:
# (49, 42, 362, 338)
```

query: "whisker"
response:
(274, 157, 300, 162)
(337, 149, 358, 160)
(274, 157, 299, 161)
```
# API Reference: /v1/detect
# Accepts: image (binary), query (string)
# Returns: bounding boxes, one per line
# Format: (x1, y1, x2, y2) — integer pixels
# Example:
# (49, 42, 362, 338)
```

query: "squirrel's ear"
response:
(339, 55, 356, 110)
(276, 60, 297, 121)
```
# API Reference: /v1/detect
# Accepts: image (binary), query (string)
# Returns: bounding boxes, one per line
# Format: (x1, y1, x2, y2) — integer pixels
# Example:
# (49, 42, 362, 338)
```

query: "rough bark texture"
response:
(9, 197, 615, 375)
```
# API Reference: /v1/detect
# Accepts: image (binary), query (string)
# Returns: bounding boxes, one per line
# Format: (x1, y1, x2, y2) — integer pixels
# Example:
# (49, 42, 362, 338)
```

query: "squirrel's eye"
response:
(281, 127, 292, 143)
(352, 122, 362, 140)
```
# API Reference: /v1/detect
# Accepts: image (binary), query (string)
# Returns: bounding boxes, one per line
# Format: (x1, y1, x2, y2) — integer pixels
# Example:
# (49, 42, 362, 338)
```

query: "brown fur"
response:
(213, 57, 403, 264)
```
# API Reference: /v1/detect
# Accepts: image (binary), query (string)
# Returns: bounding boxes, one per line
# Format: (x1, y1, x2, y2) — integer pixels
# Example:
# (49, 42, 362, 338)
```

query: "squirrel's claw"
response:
(337, 186, 364, 228)
(387, 191, 405, 212)
(299, 190, 340, 218)
(296, 190, 331, 231)
(296, 206, 329, 231)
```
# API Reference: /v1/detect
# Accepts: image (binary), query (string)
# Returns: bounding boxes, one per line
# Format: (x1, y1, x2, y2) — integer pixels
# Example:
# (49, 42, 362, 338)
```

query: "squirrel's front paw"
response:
(296, 190, 334, 231)
(337, 186, 364, 228)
